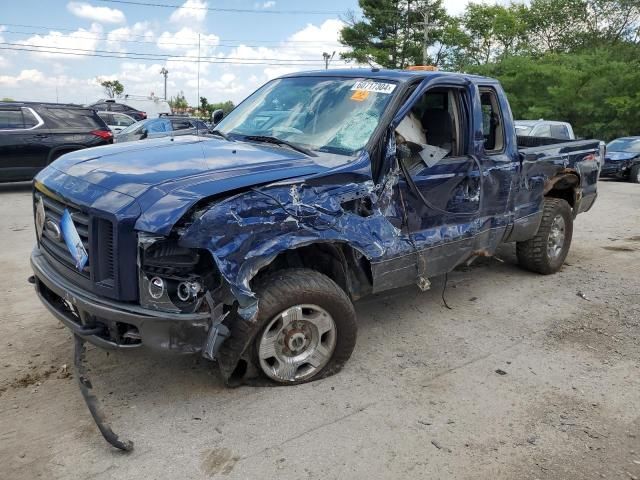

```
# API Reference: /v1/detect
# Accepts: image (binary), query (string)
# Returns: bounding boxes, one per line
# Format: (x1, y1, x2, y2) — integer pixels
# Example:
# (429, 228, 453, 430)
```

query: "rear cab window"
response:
(44, 108, 103, 130)
(171, 119, 193, 131)
(479, 87, 505, 153)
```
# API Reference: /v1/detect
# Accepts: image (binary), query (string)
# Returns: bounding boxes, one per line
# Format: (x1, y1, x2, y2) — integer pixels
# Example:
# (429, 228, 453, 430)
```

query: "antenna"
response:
(365, 55, 382, 70)
(323, 51, 336, 70)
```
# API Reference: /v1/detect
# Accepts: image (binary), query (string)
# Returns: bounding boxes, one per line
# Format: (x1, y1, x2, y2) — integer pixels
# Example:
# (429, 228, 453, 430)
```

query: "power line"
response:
(0, 29, 346, 49)
(97, 0, 343, 15)
(0, 44, 353, 66)
(0, 41, 349, 63)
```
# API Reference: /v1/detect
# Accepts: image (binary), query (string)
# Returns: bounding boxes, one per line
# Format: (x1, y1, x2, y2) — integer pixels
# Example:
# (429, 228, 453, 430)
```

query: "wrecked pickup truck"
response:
(30, 69, 602, 391)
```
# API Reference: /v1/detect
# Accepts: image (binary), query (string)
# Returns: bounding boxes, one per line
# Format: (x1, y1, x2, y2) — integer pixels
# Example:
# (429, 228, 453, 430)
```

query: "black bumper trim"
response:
(31, 248, 215, 353)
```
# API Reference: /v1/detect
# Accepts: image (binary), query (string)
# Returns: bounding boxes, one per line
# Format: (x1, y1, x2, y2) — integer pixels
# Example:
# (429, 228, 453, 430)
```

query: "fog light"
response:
(148, 277, 165, 299)
(177, 281, 202, 302)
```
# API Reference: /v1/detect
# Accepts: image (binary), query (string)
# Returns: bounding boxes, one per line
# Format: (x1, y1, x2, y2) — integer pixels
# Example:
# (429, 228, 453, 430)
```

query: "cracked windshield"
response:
(216, 76, 397, 155)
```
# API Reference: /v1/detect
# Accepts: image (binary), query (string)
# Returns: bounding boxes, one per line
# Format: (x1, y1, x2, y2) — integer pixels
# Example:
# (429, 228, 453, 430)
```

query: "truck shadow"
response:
(83, 242, 527, 400)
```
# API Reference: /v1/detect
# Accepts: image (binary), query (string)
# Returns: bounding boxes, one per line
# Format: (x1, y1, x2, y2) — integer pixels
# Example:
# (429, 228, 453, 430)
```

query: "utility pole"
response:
(420, 3, 437, 65)
(197, 33, 201, 114)
(160, 67, 168, 100)
(323, 51, 335, 70)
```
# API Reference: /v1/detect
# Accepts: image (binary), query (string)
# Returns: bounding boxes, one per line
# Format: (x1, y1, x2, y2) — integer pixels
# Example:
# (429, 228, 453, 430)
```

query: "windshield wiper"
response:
(209, 129, 233, 141)
(242, 135, 316, 157)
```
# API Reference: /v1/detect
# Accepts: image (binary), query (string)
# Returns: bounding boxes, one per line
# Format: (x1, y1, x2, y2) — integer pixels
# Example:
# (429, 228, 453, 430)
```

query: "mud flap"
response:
(73, 334, 134, 451)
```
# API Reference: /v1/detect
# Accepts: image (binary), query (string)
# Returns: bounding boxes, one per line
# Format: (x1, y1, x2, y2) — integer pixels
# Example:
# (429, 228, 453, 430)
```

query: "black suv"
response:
(115, 115, 209, 143)
(0, 102, 113, 182)
(89, 100, 147, 121)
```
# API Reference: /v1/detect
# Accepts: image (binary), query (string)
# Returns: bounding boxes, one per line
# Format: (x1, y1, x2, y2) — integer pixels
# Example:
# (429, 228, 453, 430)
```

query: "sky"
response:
(0, 0, 499, 106)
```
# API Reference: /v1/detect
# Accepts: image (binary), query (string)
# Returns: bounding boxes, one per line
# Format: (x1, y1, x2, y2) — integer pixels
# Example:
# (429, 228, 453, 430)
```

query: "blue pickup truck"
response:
(30, 69, 602, 390)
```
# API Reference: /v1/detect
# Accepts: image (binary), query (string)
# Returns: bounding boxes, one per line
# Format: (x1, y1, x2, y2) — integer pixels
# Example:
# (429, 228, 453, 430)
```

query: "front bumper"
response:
(600, 161, 630, 178)
(31, 248, 228, 355)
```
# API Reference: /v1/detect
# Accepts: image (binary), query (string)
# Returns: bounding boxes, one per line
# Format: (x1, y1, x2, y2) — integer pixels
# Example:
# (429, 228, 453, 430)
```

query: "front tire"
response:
(252, 269, 357, 384)
(630, 164, 640, 184)
(517, 198, 573, 275)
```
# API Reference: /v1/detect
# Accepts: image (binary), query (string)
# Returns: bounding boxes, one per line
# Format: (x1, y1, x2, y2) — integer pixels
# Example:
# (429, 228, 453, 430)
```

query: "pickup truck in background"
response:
(30, 69, 603, 394)
(515, 119, 575, 140)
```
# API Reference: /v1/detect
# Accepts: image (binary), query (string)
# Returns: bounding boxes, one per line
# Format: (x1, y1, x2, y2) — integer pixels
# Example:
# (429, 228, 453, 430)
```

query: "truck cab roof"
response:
(280, 68, 499, 85)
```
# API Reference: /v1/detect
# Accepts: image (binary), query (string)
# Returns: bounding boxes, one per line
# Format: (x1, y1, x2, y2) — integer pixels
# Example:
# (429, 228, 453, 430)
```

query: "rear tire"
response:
(251, 268, 357, 385)
(516, 198, 573, 275)
(630, 164, 640, 184)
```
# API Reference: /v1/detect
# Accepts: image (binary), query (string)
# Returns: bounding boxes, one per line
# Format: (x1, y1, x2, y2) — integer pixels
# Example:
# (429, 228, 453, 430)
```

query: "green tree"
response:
(460, 3, 530, 64)
(209, 100, 235, 115)
(99, 79, 124, 98)
(470, 44, 640, 140)
(169, 91, 189, 111)
(340, 0, 449, 68)
(200, 96, 209, 113)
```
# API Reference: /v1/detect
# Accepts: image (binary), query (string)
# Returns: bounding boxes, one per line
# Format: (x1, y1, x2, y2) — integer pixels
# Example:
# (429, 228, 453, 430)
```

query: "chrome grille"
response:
(35, 192, 91, 278)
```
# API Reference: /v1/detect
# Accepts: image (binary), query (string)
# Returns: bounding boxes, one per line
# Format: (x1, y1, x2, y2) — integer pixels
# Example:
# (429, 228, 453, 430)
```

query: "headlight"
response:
(137, 233, 217, 313)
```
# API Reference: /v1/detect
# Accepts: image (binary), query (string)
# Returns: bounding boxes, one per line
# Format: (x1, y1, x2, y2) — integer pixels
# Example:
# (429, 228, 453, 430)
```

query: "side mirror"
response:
(140, 128, 148, 139)
(211, 109, 224, 125)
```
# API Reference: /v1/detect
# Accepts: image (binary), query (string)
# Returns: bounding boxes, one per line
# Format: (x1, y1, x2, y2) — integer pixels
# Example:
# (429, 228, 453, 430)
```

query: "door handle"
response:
(34, 134, 49, 139)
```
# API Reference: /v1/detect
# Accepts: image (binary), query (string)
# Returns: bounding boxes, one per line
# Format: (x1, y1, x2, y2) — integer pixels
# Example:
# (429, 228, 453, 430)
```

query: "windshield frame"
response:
(215, 75, 401, 157)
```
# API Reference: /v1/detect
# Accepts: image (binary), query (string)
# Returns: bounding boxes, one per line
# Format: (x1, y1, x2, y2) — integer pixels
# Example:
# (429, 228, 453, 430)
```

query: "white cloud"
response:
(0, 69, 46, 87)
(107, 22, 154, 52)
(220, 19, 350, 70)
(157, 27, 219, 53)
(256, 1, 276, 8)
(170, 0, 208, 24)
(0, 18, 359, 106)
(67, 1, 126, 24)
(17, 24, 103, 60)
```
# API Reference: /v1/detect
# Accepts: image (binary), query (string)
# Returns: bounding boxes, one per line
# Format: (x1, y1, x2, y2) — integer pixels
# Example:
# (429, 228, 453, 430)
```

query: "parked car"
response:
(601, 136, 640, 183)
(96, 111, 136, 134)
(30, 69, 602, 448)
(89, 99, 147, 121)
(0, 102, 112, 182)
(114, 115, 210, 143)
(514, 119, 575, 140)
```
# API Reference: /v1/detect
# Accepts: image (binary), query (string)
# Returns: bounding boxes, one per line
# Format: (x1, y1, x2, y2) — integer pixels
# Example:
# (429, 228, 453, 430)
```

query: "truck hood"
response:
(41, 135, 365, 235)
(605, 151, 638, 161)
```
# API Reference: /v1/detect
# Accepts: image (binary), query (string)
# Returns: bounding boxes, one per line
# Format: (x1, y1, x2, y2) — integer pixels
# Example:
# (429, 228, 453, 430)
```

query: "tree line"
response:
(340, 0, 640, 140)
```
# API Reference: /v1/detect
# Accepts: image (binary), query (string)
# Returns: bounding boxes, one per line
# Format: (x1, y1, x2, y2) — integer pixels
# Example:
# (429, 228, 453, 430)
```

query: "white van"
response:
(121, 94, 172, 118)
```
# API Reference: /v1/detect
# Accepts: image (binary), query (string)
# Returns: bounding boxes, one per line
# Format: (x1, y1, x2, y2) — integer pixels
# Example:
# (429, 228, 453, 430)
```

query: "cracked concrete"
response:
(0, 180, 639, 479)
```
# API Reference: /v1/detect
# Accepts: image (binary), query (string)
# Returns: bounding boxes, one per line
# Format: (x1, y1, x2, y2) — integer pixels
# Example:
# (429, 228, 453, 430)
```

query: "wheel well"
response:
(544, 173, 580, 208)
(252, 243, 373, 300)
(48, 146, 82, 163)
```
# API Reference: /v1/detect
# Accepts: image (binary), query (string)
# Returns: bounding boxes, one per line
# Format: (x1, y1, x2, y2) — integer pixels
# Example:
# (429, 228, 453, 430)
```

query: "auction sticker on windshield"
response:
(351, 81, 396, 94)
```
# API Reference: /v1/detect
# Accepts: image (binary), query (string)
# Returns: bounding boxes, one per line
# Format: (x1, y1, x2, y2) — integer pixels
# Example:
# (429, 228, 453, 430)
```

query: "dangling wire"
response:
(441, 272, 453, 310)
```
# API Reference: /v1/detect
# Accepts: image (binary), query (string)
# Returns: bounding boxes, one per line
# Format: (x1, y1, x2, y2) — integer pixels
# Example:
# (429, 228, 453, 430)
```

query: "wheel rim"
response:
(257, 304, 337, 383)
(547, 214, 566, 260)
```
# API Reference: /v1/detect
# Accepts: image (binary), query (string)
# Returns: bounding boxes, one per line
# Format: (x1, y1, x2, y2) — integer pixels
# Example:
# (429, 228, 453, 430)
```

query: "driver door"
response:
(372, 78, 484, 292)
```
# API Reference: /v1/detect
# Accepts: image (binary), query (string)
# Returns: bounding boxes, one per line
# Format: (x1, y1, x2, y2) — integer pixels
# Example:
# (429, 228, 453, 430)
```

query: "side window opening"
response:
(479, 88, 504, 153)
(395, 87, 465, 172)
(0, 109, 26, 130)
